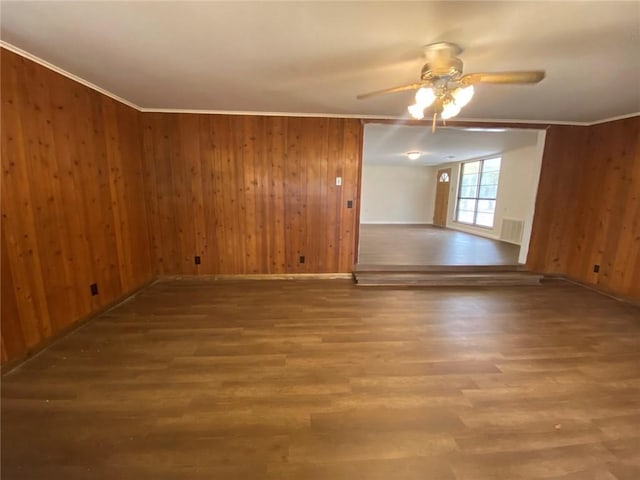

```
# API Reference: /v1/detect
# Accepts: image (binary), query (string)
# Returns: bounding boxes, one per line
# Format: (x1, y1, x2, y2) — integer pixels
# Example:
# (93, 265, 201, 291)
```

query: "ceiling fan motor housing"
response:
(421, 41, 464, 81)
(421, 58, 463, 81)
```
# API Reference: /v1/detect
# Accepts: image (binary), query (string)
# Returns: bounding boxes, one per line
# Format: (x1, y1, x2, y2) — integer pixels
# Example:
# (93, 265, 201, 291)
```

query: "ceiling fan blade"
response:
(460, 71, 545, 85)
(356, 82, 427, 100)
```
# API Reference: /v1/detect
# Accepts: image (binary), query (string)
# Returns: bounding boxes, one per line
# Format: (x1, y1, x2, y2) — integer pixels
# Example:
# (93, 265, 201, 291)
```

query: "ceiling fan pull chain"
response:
(432, 112, 437, 133)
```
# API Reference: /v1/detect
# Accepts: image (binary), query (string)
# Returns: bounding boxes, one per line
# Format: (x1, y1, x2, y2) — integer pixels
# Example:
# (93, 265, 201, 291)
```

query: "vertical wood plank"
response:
(1, 51, 53, 346)
(142, 114, 362, 275)
(527, 116, 640, 300)
(1, 48, 153, 364)
(1, 229, 26, 359)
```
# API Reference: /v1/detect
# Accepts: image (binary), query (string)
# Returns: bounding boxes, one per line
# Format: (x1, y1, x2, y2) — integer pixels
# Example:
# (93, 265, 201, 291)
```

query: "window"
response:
(455, 157, 501, 228)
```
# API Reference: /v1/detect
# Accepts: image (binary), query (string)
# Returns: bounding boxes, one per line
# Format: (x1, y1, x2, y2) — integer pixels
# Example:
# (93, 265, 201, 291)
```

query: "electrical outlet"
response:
(195, 255, 201, 265)
(299, 255, 305, 264)
(335, 176, 342, 186)
(90, 283, 98, 296)
(347, 200, 353, 208)
(593, 264, 600, 273)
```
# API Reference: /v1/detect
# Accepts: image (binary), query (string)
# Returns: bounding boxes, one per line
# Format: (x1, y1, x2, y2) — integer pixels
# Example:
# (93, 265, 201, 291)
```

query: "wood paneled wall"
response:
(3, 44, 637, 366)
(1, 49, 153, 363)
(142, 114, 362, 275)
(527, 117, 640, 299)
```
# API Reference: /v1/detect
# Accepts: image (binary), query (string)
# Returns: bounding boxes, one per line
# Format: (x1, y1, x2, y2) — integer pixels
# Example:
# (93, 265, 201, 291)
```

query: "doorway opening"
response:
(356, 123, 546, 267)
(433, 167, 451, 227)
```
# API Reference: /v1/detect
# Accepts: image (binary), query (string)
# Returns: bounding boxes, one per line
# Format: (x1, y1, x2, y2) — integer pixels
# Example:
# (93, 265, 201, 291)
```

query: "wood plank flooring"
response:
(2, 279, 640, 479)
(358, 224, 520, 265)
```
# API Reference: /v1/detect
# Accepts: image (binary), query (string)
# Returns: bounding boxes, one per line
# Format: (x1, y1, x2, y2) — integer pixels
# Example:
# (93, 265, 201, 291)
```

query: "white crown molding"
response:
(360, 221, 433, 225)
(0, 41, 140, 111)
(140, 108, 590, 126)
(3, 42, 638, 127)
(139, 108, 401, 121)
(589, 112, 640, 125)
(452, 117, 588, 126)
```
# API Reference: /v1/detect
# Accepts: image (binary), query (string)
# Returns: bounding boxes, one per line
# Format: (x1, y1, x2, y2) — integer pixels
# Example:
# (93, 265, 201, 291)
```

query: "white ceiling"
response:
(1, 1, 639, 123)
(363, 124, 540, 166)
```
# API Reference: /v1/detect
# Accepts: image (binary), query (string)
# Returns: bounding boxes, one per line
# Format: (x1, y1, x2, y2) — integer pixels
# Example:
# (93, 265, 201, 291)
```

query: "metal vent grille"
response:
(500, 218, 524, 245)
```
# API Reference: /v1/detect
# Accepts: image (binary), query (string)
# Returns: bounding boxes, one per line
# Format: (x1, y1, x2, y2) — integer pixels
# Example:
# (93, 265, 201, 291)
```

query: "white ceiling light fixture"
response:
(406, 151, 422, 161)
(407, 103, 425, 120)
(452, 85, 474, 107)
(463, 127, 508, 132)
(441, 100, 462, 120)
(409, 84, 473, 123)
(415, 87, 436, 108)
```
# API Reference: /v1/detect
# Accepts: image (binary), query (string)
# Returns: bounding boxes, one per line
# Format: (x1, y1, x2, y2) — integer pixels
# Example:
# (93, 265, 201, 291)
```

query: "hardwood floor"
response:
(2, 279, 640, 479)
(358, 224, 520, 265)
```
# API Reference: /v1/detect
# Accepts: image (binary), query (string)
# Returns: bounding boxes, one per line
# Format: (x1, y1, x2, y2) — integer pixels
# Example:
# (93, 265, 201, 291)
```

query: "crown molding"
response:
(589, 112, 640, 125)
(139, 108, 589, 126)
(0, 41, 140, 111)
(2, 42, 637, 127)
(139, 108, 402, 121)
(453, 117, 588, 126)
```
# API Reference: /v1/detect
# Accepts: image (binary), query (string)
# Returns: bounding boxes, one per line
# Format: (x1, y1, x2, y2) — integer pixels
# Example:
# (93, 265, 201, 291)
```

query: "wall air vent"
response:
(500, 218, 524, 245)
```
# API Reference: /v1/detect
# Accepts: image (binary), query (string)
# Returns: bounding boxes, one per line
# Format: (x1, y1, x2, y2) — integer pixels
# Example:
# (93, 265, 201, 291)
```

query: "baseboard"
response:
(539, 273, 640, 306)
(160, 273, 353, 281)
(360, 222, 433, 225)
(1, 277, 158, 375)
(445, 221, 502, 241)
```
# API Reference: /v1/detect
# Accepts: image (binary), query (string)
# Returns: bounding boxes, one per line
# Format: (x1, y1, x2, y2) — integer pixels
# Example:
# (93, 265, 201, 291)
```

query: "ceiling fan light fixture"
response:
(464, 127, 507, 132)
(357, 42, 545, 132)
(406, 151, 421, 161)
(415, 87, 435, 108)
(452, 85, 474, 107)
(408, 103, 425, 119)
(441, 101, 461, 120)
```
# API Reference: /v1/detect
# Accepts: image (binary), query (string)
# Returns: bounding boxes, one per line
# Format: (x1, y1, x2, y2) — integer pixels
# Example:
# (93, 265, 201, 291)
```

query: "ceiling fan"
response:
(357, 42, 545, 131)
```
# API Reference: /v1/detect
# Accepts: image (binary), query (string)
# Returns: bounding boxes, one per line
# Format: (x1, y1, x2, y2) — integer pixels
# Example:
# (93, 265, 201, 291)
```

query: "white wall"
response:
(360, 166, 436, 224)
(516, 131, 546, 263)
(436, 131, 546, 262)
